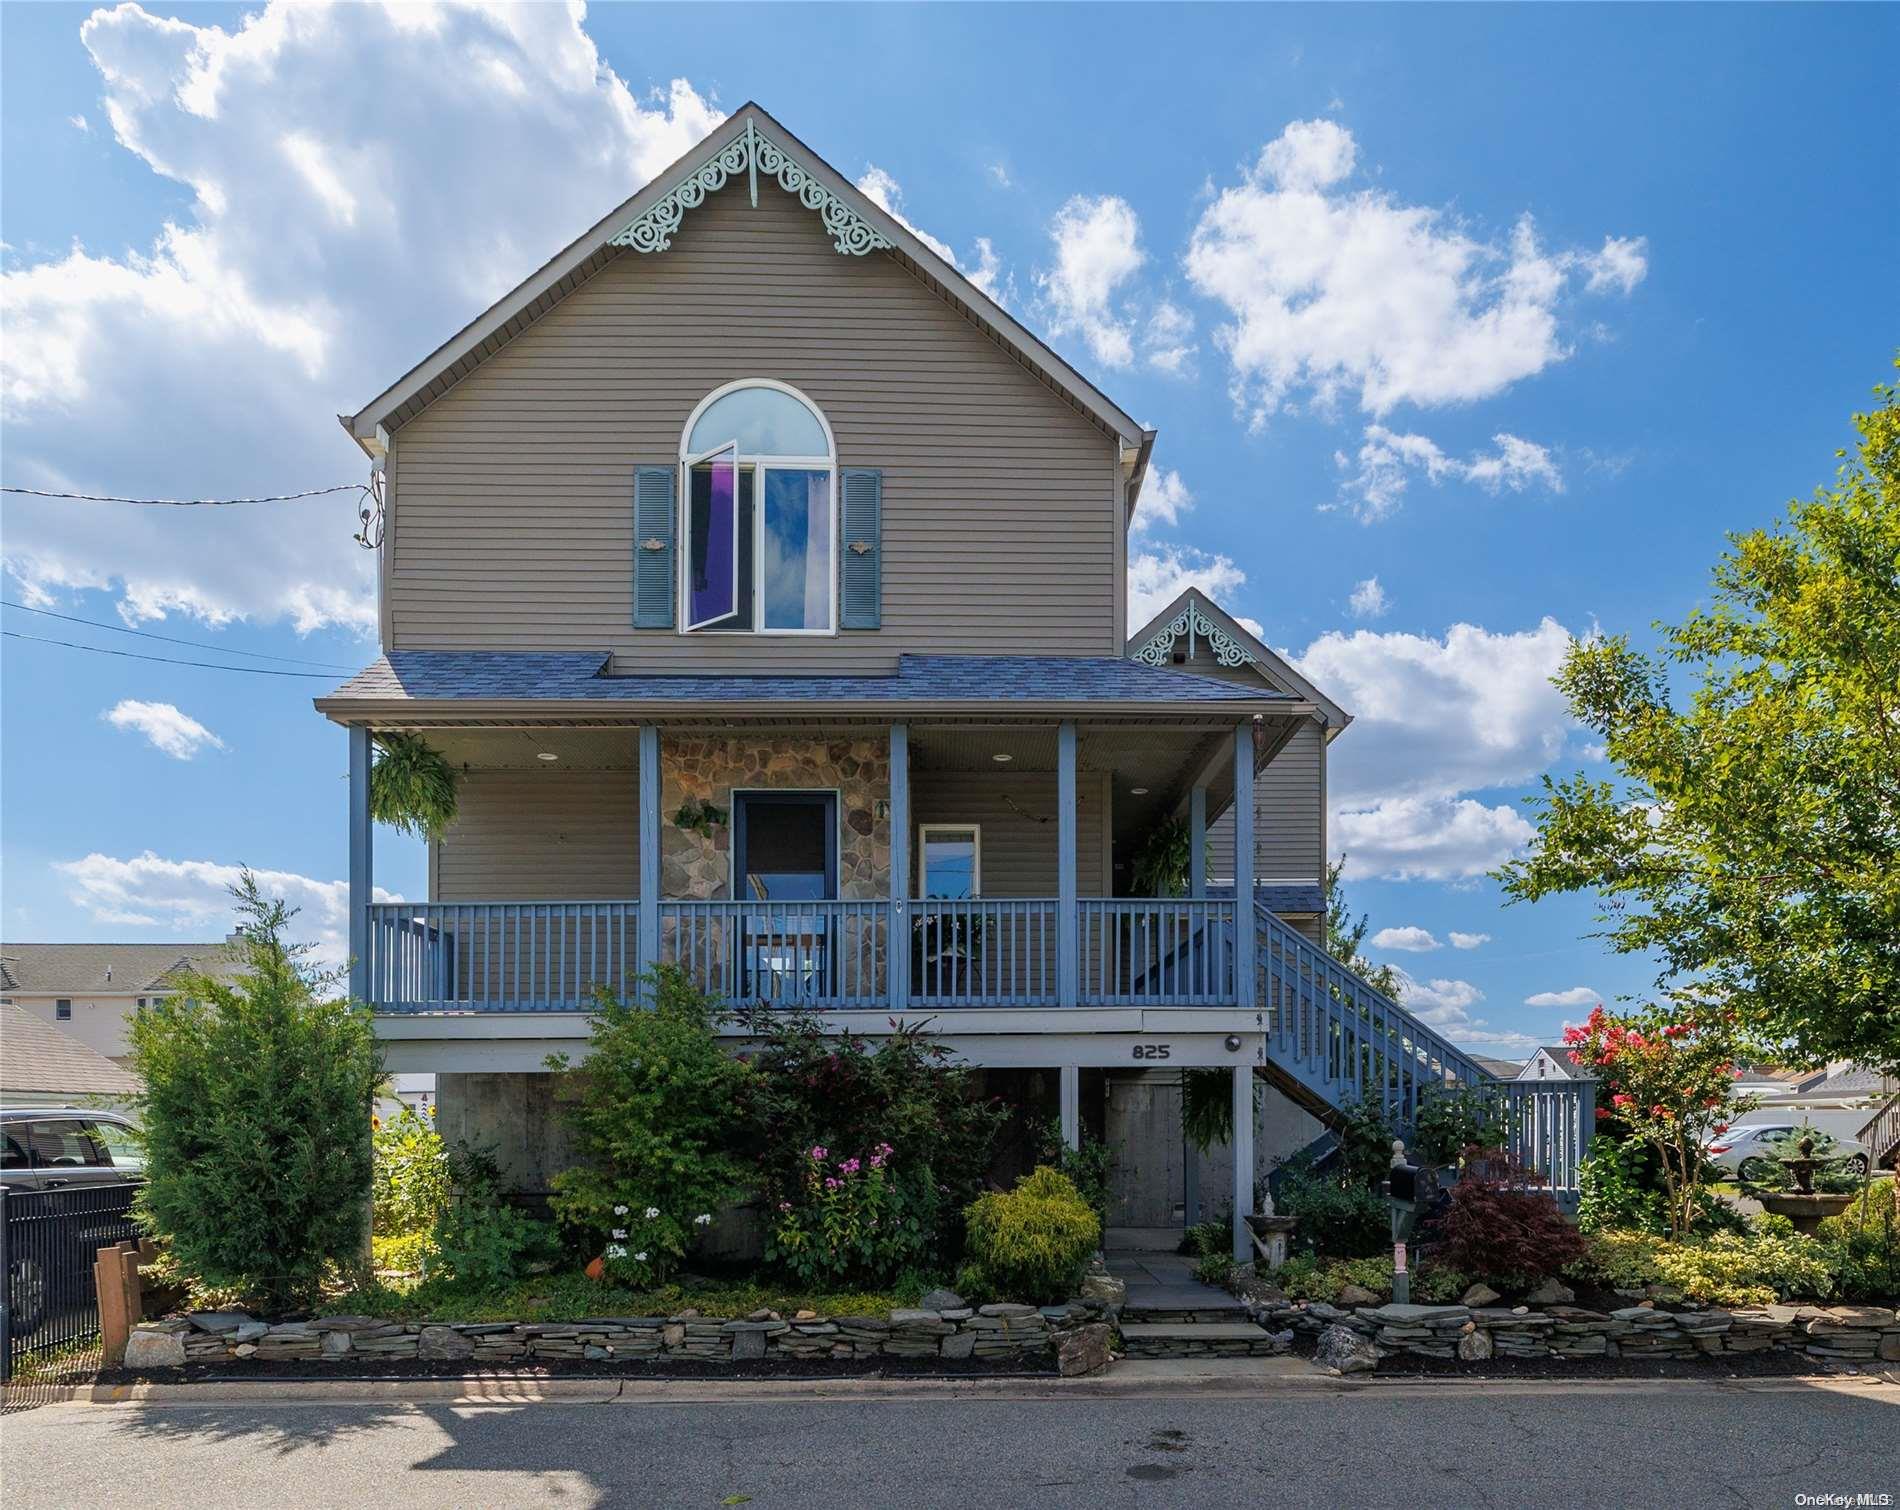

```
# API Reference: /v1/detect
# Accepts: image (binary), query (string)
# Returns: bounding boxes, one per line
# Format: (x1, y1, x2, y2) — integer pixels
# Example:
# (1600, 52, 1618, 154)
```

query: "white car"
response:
(1703, 1122, 1870, 1178)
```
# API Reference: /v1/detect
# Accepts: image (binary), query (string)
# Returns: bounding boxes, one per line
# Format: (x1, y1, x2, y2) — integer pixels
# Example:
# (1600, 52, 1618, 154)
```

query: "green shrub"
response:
(1277, 1159, 1389, 1258)
(1271, 1254, 1469, 1305)
(430, 1140, 554, 1290)
(371, 1230, 437, 1277)
(128, 876, 382, 1310)
(738, 1007, 1007, 1271)
(1572, 1220, 1839, 1307)
(1818, 1179, 1899, 1303)
(1578, 1135, 1668, 1235)
(1036, 1119, 1115, 1227)
(548, 966, 759, 1287)
(766, 1143, 935, 1288)
(1336, 1098, 1398, 1189)
(1412, 1085, 1501, 1168)
(372, 1104, 449, 1237)
(961, 1167, 1101, 1304)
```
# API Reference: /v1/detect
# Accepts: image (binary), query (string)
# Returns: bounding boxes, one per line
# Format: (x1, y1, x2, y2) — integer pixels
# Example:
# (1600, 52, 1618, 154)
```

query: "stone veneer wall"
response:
(129, 1302, 1090, 1369)
(661, 737, 890, 900)
(1261, 1297, 1900, 1366)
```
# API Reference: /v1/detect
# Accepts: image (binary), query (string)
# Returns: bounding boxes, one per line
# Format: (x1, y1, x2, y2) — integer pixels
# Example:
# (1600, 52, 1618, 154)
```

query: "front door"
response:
(732, 793, 838, 1001)
(1105, 1072, 1186, 1228)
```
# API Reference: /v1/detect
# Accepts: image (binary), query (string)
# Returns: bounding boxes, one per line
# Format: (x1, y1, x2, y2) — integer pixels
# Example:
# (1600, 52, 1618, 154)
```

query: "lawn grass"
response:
(330, 1270, 931, 1324)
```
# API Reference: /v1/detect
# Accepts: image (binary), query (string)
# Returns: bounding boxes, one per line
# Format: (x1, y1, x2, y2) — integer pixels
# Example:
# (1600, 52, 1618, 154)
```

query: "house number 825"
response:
(1131, 1043, 1171, 1060)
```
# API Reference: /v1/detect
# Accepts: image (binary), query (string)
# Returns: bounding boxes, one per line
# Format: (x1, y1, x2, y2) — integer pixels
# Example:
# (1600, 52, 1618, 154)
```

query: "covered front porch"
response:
(344, 715, 1286, 1019)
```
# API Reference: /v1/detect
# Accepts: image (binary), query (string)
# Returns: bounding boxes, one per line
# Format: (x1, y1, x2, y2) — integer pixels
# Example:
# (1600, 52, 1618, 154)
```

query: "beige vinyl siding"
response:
(1207, 720, 1326, 883)
(387, 180, 1120, 670)
(433, 771, 638, 901)
(912, 772, 1110, 897)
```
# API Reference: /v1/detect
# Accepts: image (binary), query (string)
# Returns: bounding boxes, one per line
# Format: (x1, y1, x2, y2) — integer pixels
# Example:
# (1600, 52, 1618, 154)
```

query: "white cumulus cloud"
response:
(2, 2, 724, 634)
(1128, 545, 1262, 637)
(854, 163, 1009, 304)
(1393, 970, 1537, 1053)
(1038, 193, 1145, 369)
(1449, 931, 1491, 950)
(1371, 925, 1440, 952)
(1526, 986, 1599, 1009)
(1184, 118, 1647, 425)
(1133, 466, 1193, 534)
(1584, 235, 1649, 295)
(1293, 617, 1575, 880)
(1348, 576, 1390, 619)
(54, 850, 401, 969)
(103, 699, 226, 760)
(1331, 426, 1563, 523)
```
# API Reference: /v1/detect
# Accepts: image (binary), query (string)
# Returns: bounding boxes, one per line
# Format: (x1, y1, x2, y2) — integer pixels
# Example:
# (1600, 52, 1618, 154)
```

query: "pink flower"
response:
(810, 1145, 829, 1162)
(1612, 1093, 1634, 1108)
(1651, 1105, 1670, 1119)
(824, 1177, 842, 1191)
(777, 1200, 792, 1213)
(838, 1157, 861, 1175)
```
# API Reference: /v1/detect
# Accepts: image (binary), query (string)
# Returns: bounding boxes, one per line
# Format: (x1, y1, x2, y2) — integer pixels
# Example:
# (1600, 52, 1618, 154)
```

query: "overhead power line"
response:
(2, 483, 366, 507)
(2, 630, 341, 679)
(1, 601, 359, 671)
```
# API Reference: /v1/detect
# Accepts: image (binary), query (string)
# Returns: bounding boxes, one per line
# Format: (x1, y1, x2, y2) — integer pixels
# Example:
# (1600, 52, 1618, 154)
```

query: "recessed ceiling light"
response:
(536, 751, 559, 762)
(992, 752, 1013, 763)
(1130, 786, 1149, 796)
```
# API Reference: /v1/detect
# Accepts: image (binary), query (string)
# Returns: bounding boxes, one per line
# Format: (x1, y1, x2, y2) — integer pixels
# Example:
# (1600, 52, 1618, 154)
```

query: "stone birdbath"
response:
(1754, 1136, 1856, 1235)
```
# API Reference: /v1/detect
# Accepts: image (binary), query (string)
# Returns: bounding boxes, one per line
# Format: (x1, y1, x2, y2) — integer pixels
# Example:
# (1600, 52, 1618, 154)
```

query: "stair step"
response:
(1119, 1321, 1286, 1360)
(1122, 1307, 1248, 1325)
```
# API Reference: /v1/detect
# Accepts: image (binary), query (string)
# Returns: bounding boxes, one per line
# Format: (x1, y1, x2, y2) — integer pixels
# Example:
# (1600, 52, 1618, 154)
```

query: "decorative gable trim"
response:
(1130, 600, 1258, 669)
(611, 118, 894, 257)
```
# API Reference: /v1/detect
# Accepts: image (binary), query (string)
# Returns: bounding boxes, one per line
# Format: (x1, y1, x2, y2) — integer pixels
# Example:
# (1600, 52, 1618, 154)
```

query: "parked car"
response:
(3, 1108, 144, 1340)
(1703, 1122, 1871, 1178)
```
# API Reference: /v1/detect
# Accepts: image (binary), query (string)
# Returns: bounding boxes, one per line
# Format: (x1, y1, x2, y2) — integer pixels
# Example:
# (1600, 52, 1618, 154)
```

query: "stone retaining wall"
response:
(1254, 1297, 1900, 1368)
(125, 1302, 1100, 1371)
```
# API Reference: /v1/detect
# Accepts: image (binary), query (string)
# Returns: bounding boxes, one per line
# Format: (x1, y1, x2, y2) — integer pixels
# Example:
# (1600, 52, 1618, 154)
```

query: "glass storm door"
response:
(733, 793, 837, 1001)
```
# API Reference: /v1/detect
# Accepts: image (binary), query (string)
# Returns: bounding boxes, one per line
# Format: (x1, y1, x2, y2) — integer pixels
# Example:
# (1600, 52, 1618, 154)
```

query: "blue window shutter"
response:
(840, 468, 882, 630)
(633, 466, 676, 629)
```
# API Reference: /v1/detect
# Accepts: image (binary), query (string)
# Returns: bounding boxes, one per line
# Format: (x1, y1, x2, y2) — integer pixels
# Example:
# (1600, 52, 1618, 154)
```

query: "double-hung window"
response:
(681, 381, 836, 634)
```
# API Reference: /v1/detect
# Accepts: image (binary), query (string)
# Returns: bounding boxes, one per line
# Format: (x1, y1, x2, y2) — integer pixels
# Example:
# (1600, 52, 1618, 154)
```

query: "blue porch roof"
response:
(319, 651, 1295, 708)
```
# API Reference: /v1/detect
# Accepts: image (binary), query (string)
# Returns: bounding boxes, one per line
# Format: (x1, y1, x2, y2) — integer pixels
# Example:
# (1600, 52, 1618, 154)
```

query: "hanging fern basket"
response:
(369, 732, 460, 839)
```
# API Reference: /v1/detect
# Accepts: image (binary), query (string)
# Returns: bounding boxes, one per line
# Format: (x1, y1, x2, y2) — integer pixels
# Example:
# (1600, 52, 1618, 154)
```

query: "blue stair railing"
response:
(1255, 901, 1593, 1206)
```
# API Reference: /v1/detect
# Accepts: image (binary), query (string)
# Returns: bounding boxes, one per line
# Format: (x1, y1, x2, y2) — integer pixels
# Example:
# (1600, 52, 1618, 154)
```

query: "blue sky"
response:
(3, 2, 1894, 1054)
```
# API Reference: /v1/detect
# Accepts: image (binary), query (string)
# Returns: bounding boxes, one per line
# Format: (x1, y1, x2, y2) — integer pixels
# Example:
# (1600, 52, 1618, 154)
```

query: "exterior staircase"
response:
(1252, 902, 1593, 1205)
(1105, 1231, 1283, 1359)
(1859, 1086, 1900, 1172)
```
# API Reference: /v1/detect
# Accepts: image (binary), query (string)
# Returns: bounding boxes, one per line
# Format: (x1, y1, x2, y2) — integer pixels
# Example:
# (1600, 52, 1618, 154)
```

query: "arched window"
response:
(680, 381, 835, 634)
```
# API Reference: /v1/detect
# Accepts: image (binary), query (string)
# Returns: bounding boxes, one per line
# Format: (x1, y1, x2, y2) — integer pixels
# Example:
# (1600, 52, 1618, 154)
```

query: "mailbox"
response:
(1381, 1140, 1426, 1304)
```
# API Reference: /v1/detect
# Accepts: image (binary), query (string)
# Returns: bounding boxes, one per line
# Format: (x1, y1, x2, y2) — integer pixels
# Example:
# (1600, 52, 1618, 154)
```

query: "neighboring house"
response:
(1472, 1055, 1527, 1080)
(317, 104, 1593, 1254)
(1519, 1046, 1590, 1082)
(0, 940, 242, 1063)
(0, 1001, 144, 1112)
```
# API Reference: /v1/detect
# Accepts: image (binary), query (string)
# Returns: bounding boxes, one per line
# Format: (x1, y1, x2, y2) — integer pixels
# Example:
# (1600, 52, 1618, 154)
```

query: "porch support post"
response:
(639, 724, 661, 992)
(1232, 722, 1256, 1012)
(889, 723, 910, 1014)
(1188, 785, 1207, 899)
(1057, 720, 1078, 1006)
(1232, 1063, 1255, 1263)
(348, 725, 372, 1006)
(1059, 1065, 1080, 1151)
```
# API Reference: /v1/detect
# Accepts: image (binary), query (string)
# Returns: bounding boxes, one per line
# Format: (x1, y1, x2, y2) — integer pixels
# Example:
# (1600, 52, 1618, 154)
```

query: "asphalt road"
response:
(4, 1378, 1897, 1509)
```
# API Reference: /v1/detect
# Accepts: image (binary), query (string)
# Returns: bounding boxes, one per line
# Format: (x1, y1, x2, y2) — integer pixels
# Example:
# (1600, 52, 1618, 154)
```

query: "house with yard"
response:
(0, 940, 240, 1064)
(317, 104, 1592, 1259)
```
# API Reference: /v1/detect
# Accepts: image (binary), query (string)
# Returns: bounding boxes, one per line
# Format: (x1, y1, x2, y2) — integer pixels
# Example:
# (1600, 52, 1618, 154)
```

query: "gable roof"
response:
(0, 942, 240, 997)
(0, 1003, 143, 1098)
(316, 650, 1303, 721)
(1520, 1046, 1588, 1080)
(343, 103, 1151, 471)
(1126, 587, 1353, 731)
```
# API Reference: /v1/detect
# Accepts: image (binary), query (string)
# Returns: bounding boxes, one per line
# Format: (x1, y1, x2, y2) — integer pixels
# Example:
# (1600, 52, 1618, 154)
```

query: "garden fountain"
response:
(1753, 1135, 1857, 1234)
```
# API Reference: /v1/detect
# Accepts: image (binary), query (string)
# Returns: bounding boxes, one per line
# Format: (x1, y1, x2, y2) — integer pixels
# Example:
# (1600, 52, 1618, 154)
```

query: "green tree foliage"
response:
(1499, 371, 1900, 1072)
(547, 966, 759, 1287)
(128, 875, 382, 1310)
(1325, 858, 1401, 997)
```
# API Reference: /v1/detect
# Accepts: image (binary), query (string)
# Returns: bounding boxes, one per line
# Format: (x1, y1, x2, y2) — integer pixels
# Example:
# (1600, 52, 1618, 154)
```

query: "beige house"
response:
(318, 105, 1593, 1253)
(0, 941, 240, 1064)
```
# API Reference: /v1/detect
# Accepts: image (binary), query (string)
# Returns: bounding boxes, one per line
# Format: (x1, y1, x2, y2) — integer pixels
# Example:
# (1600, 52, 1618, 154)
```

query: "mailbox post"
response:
(1382, 1139, 1423, 1306)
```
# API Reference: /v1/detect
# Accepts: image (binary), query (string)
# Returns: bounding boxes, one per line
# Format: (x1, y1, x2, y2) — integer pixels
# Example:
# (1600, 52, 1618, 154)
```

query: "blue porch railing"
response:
(1079, 897, 1238, 1006)
(912, 898, 1060, 1006)
(365, 901, 639, 1011)
(1257, 903, 1592, 1203)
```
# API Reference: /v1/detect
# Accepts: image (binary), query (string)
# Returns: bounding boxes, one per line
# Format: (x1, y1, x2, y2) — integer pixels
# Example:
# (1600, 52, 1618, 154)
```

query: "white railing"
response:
(1078, 898, 1238, 1006)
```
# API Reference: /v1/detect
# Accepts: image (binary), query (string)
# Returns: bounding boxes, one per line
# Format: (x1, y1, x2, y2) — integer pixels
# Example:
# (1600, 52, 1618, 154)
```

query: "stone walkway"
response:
(1104, 1229, 1280, 1359)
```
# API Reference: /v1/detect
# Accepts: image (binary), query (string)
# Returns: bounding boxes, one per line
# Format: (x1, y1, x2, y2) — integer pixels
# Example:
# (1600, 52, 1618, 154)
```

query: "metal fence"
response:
(1, 1182, 141, 1383)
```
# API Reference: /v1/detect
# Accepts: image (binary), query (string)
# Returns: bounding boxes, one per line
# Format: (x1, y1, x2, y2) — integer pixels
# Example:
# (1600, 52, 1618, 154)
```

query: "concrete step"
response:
(1104, 1226, 1184, 1252)
(1119, 1320, 1286, 1360)
(1122, 1305, 1248, 1325)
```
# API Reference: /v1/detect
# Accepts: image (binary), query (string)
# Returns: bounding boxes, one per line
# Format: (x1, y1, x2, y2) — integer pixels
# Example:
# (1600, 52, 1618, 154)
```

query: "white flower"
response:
(634, 1251, 649, 1262)
(606, 1243, 627, 1259)
(644, 1207, 660, 1219)
(694, 1213, 713, 1226)
(613, 1204, 628, 1216)
(612, 1229, 627, 1240)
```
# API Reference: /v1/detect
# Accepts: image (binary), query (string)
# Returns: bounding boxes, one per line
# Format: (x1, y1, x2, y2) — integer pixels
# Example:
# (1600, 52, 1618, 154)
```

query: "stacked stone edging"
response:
(1244, 1296, 1900, 1369)
(126, 1301, 1107, 1372)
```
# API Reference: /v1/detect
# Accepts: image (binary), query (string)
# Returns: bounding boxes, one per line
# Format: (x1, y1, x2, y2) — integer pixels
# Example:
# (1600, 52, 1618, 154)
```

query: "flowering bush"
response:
(1562, 1003, 1756, 1237)
(548, 967, 758, 1288)
(766, 1142, 930, 1286)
